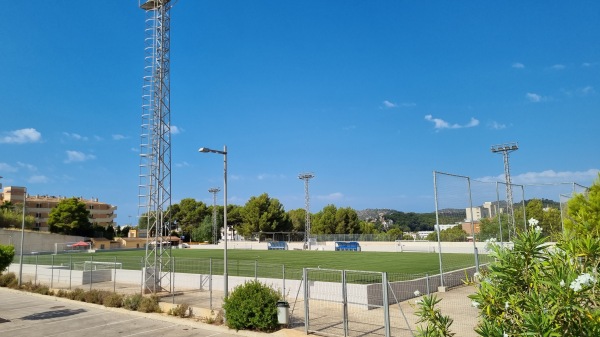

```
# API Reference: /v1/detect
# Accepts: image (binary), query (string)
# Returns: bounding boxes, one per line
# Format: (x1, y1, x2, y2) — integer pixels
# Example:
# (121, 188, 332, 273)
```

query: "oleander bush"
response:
(469, 220, 600, 336)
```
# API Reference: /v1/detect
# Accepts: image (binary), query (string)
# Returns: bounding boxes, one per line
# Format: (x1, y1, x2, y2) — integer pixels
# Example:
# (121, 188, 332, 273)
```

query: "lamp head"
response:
(198, 147, 209, 153)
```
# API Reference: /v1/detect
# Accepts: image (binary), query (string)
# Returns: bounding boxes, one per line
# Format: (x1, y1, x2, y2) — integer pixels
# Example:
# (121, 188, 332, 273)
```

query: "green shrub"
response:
(0, 272, 17, 288)
(414, 295, 455, 337)
(0, 245, 15, 273)
(470, 222, 600, 336)
(103, 293, 124, 308)
(21, 282, 53, 296)
(168, 303, 192, 318)
(138, 295, 161, 313)
(83, 289, 112, 305)
(55, 289, 69, 298)
(67, 288, 86, 301)
(222, 280, 282, 332)
(123, 293, 143, 311)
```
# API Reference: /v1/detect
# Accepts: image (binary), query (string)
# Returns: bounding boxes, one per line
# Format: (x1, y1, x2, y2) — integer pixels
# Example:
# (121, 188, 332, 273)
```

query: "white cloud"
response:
(489, 121, 506, 130)
(581, 86, 595, 96)
(382, 100, 398, 108)
(257, 173, 285, 180)
(62, 132, 88, 141)
(175, 161, 190, 168)
(316, 192, 344, 201)
(424, 115, 480, 130)
(512, 169, 599, 185)
(525, 92, 546, 103)
(17, 162, 37, 171)
(465, 118, 479, 128)
(130, 147, 139, 152)
(28, 175, 49, 184)
(171, 126, 182, 135)
(551, 64, 565, 70)
(0, 128, 42, 144)
(477, 169, 600, 185)
(112, 134, 127, 140)
(0, 163, 18, 173)
(64, 151, 96, 163)
(343, 125, 356, 131)
(512, 62, 525, 69)
(381, 100, 416, 109)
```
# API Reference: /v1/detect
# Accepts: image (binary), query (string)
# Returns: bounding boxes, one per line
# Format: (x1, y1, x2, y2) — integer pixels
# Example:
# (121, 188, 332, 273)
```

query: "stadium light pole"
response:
(199, 146, 228, 298)
(18, 187, 26, 287)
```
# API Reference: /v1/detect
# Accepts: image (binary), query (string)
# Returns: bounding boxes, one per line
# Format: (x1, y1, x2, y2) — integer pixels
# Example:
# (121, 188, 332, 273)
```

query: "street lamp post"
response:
(18, 187, 26, 286)
(199, 146, 228, 298)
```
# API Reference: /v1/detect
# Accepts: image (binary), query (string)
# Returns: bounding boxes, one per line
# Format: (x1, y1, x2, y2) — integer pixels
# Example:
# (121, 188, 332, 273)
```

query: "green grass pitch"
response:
(89, 248, 484, 276)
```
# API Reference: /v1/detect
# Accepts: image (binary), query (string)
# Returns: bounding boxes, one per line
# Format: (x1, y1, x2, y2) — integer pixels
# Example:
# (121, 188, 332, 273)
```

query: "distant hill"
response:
(356, 208, 395, 221)
(358, 208, 437, 232)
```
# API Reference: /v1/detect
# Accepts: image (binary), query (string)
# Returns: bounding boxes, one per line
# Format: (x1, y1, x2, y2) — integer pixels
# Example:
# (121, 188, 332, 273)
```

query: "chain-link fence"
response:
(8, 250, 488, 337)
(433, 171, 589, 243)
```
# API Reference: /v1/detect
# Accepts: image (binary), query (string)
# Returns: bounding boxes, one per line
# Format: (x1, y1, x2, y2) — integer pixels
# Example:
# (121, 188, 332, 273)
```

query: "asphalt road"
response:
(0, 287, 261, 337)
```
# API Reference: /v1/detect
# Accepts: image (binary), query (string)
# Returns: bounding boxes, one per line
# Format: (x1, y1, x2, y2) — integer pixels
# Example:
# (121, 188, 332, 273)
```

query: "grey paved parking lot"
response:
(0, 288, 265, 337)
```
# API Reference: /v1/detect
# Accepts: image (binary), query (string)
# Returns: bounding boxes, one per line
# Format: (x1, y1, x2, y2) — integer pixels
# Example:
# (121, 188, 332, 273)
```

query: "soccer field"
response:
(90, 248, 483, 275)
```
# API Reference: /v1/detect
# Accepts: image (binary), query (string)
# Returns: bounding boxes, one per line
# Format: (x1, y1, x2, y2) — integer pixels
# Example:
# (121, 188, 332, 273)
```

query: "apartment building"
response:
(0, 186, 117, 232)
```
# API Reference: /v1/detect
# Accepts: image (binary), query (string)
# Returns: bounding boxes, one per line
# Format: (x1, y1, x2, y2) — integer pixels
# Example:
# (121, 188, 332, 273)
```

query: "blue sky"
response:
(1, 1, 599, 226)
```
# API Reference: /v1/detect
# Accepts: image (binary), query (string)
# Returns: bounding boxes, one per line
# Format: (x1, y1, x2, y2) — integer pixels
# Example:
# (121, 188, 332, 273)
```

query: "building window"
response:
(89, 205, 94, 210)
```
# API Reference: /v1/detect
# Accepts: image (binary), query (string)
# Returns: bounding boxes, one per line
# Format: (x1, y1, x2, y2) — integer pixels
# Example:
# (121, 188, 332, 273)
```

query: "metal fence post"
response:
(139, 257, 144, 294)
(51, 255, 54, 289)
(303, 268, 309, 335)
(342, 270, 348, 337)
(69, 255, 72, 290)
(172, 257, 175, 304)
(113, 256, 117, 293)
(282, 264, 286, 299)
(89, 255, 93, 291)
(35, 255, 38, 284)
(426, 273, 430, 295)
(382, 272, 391, 337)
(209, 258, 213, 310)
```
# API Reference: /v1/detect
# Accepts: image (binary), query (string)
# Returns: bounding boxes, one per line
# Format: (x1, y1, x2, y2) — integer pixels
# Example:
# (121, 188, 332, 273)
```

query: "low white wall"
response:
(197, 240, 489, 254)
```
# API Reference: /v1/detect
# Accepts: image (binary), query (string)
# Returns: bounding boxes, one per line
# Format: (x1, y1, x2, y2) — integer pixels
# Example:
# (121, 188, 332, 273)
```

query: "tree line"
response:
(4, 178, 598, 244)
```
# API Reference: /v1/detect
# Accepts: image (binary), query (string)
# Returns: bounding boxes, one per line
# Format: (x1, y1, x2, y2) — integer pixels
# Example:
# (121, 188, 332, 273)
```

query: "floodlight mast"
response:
(138, 0, 173, 294)
(491, 142, 519, 241)
(298, 173, 315, 250)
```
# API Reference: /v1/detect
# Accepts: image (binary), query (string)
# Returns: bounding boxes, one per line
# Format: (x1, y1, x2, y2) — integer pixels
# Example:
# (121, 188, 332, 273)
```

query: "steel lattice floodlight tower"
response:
(298, 173, 314, 250)
(491, 142, 519, 240)
(138, 0, 173, 294)
(208, 188, 220, 245)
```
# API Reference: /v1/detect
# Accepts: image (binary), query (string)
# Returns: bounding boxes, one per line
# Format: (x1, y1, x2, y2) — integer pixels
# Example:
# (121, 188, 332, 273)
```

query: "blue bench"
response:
(268, 241, 288, 250)
(335, 241, 361, 251)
